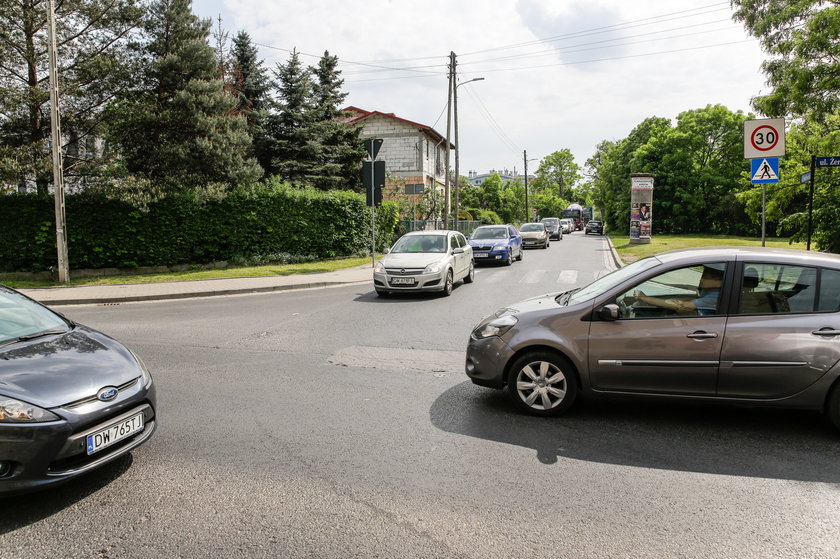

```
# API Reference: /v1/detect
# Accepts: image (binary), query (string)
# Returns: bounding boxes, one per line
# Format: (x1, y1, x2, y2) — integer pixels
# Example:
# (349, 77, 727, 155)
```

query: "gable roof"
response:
(341, 106, 452, 147)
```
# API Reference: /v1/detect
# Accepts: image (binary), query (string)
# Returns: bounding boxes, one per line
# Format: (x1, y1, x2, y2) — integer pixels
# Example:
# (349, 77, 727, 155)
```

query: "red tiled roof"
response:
(341, 106, 451, 147)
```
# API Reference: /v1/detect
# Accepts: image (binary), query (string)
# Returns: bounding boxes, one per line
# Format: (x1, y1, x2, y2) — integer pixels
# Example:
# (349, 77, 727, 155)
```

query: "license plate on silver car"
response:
(390, 277, 415, 285)
(86, 412, 144, 455)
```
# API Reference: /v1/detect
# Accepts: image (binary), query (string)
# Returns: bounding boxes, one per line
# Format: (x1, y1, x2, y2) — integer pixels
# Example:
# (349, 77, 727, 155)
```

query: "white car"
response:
(559, 218, 574, 234)
(373, 230, 474, 297)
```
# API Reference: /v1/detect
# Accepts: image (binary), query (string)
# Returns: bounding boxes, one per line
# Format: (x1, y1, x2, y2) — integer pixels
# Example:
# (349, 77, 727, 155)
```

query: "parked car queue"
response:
(372, 218, 601, 297)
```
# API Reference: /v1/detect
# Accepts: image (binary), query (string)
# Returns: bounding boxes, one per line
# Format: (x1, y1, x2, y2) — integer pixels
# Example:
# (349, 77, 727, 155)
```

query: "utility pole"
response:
(454, 76, 484, 233)
(524, 151, 537, 222)
(443, 52, 454, 230)
(47, 0, 69, 283)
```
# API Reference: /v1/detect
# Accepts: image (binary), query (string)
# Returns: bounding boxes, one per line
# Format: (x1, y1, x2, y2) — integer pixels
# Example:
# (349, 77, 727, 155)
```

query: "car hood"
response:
(469, 239, 509, 247)
(381, 252, 445, 269)
(505, 292, 563, 314)
(0, 326, 143, 408)
(521, 231, 545, 239)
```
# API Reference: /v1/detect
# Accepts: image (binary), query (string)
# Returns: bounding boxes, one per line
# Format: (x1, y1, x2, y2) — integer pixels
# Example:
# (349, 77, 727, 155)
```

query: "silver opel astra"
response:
(467, 247, 840, 431)
(373, 230, 474, 297)
(0, 285, 156, 495)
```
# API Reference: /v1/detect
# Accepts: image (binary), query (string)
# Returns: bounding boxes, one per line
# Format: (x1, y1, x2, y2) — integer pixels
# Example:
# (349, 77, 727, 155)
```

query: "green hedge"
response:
(0, 181, 398, 272)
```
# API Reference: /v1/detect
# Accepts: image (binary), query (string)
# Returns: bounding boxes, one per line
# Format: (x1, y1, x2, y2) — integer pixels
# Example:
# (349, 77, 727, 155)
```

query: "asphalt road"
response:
(2, 233, 839, 559)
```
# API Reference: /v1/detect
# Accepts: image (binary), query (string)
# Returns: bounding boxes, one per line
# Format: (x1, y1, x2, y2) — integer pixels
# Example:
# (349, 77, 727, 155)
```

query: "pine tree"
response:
(107, 0, 261, 191)
(307, 51, 365, 191)
(229, 30, 274, 175)
(0, 0, 143, 193)
(267, 48, 315, 182)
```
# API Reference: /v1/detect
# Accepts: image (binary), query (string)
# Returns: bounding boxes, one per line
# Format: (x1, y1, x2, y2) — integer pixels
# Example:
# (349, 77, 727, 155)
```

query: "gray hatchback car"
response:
(0, 285, 156, 495)
(466, 247, 840, 430)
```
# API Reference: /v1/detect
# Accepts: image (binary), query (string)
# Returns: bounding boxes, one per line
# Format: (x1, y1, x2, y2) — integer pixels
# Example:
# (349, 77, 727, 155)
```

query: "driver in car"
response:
(633, 266, 724, 316)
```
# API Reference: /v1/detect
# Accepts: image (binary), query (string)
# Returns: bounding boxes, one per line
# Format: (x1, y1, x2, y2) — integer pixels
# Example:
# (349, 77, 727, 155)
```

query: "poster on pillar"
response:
(629, 174, 654, 244)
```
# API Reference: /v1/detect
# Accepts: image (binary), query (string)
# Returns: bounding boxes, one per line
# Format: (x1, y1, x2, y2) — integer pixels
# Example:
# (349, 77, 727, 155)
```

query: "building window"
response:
(405, 184, 425, 194)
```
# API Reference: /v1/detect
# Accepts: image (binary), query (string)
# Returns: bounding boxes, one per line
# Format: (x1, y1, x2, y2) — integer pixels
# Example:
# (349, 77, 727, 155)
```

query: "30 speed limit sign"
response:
(744, 118, 785, 158)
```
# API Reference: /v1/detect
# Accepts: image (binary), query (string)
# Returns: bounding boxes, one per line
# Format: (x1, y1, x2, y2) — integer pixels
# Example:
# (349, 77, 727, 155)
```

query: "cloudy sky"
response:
(191, 0, 770, 176)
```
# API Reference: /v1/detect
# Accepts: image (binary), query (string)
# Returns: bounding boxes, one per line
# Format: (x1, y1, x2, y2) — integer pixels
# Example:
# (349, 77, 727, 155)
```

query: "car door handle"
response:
(812, 328, 840, 337)
(686, 331, 718, 339)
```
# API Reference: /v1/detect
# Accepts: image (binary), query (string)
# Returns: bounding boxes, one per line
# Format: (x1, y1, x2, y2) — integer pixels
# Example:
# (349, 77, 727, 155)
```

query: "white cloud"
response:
(194, 0, 768, 176)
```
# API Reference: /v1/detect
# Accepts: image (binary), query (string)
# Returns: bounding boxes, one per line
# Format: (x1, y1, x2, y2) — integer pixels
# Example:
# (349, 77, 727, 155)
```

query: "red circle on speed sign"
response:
(751, 125, 780, 152)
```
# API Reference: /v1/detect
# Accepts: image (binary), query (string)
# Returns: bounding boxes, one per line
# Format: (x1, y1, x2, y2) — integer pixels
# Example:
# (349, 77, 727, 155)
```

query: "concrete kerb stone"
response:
(20, 265, 374, 306)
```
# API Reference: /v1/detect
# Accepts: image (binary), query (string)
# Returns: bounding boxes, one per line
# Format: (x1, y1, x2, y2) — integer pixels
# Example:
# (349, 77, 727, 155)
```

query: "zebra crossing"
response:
(477, 267, 606, 285)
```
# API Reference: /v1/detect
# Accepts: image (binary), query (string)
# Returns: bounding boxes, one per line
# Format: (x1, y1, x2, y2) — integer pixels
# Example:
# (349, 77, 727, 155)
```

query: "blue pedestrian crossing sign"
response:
(751, 157, 779, 184)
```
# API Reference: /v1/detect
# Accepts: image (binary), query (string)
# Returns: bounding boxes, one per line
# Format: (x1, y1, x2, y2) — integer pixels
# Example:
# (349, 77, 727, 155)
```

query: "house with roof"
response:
(341, 107, 452, 211)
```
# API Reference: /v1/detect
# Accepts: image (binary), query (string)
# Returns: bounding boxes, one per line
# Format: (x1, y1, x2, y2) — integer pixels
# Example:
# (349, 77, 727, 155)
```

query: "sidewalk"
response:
(19, 264, 374, 306)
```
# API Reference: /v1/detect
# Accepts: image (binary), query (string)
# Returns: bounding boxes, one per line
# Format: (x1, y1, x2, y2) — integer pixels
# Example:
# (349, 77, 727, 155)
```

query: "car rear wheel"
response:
(516, 247, 524, 261)
(506, 351, 578, 416)
(827, 381, 840, 431)
(441, 270, 454, 296)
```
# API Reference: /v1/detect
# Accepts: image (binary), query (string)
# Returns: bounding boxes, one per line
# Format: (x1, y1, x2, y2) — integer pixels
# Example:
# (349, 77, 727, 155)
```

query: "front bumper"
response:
(373, 270, 446, 292)
(471, 249, 510, 263)
(465, 334, 514, 389)
(0, 383, 157, 496)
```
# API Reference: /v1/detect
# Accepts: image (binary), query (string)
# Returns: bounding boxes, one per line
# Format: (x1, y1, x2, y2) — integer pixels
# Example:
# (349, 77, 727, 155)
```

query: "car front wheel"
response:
(441, 269, 454, 296)
(507, 351, 578, 416)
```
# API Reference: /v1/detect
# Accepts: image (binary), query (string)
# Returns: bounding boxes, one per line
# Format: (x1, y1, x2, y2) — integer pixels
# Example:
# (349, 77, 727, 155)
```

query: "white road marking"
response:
(520, 270, 547, 284)
(557, 270, 578, 284)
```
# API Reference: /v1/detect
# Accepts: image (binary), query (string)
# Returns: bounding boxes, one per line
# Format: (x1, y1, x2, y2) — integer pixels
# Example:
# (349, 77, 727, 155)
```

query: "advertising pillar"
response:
(629, 173, 654, 244)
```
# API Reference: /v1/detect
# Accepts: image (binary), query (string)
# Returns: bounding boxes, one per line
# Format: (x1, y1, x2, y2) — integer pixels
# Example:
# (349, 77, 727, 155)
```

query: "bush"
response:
(0, 181, 398, 272)
(464, 207, 503, 224)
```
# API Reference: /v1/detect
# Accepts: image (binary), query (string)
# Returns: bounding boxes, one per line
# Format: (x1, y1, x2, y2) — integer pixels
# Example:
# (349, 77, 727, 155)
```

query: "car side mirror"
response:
(383, 249, 390, 254)
(452, 247, 464, 254)
(598, 304, 620, 321)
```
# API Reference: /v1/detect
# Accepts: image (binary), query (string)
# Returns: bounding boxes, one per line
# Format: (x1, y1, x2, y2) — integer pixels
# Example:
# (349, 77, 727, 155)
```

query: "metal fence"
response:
(395, 220, 482, 238)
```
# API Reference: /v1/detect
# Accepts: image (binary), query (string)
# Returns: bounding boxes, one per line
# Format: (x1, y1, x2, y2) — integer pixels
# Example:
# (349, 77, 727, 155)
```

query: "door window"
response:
(737, 263, 817, 314)
(616, 263, 726, 319)
(818, 269, 840, 311)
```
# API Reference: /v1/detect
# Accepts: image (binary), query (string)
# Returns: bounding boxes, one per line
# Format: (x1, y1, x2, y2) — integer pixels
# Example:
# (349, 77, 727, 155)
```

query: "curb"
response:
(604, 236, 624, 269)
(36, 279, 371, 306)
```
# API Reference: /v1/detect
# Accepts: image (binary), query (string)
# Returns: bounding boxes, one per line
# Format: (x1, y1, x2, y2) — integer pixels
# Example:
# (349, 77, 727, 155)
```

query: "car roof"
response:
(652, 246, 840, 269)
(402, 230, 454, 236)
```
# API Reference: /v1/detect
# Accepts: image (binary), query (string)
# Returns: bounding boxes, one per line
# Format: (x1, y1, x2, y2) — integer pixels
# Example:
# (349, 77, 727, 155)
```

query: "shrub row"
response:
(0, 181, 398, 272)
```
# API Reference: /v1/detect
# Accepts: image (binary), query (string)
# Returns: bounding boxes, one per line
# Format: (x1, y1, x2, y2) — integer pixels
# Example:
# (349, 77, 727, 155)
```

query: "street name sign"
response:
(817, 156, 840, 168)
(744, 118, 786, 159)
(751, 157, 780, 184)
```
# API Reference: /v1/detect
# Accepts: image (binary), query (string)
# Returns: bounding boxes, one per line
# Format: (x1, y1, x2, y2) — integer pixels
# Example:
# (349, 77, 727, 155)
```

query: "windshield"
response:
(565, 256, 662, 305)
(472, 228, 508, 240)
(520, 224, 544, 232)
(0, 286, 70, 344)
(541, 219, 559, 226)
(390, 234, 448, 253)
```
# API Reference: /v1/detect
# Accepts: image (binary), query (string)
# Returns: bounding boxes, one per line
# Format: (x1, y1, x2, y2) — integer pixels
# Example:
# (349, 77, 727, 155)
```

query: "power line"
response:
(459, 2, 732, 57)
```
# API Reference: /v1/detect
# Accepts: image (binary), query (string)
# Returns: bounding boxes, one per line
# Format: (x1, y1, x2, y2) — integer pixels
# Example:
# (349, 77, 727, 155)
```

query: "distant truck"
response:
(562, 204, 584, 231)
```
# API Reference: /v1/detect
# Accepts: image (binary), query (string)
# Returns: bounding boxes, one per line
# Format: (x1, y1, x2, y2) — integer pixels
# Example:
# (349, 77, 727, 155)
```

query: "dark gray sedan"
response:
(0, 285, 156, 495)
(466, 247, 840, 431)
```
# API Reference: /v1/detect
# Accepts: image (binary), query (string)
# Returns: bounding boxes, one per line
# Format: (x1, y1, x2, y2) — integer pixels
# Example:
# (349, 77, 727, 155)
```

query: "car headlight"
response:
(472, 314, 518, 339)
(373, 261, 385, 273)
(0, 397, 59, 423)
(424, 262, 443, 274)
(130, 349, 153, 388)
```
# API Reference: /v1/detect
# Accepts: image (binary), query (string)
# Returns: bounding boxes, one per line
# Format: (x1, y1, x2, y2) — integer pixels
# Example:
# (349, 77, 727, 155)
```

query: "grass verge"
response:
(609, 234, 807, 263)
(3, 256, 377, 289)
